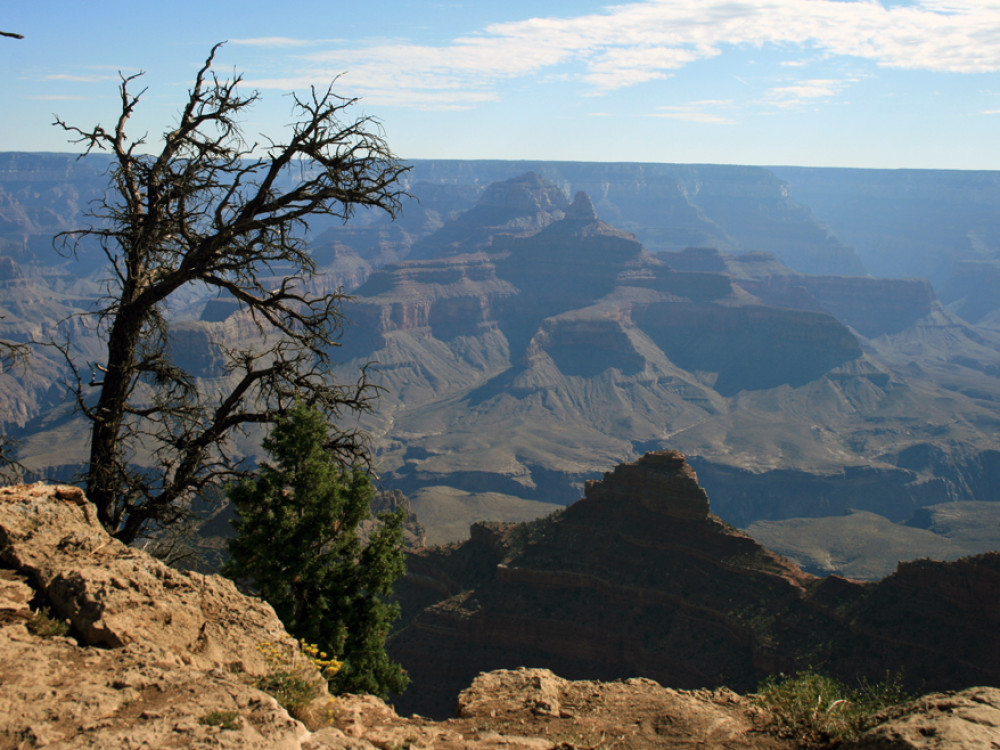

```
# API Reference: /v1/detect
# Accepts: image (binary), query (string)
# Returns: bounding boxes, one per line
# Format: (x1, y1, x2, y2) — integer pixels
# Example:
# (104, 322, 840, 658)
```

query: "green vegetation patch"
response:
(753, 669, 910, 747)
(26, 607, 71, 638)
(198, 710, 240, 730)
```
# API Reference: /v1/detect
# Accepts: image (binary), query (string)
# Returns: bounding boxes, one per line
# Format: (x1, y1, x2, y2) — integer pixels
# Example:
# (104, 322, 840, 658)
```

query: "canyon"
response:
(2, 155, 1000, 579)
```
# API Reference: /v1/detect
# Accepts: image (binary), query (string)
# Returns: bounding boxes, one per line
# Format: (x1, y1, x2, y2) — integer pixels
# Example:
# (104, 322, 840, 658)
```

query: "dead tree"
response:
(0, 341, 30, 483)
(54, 43, 408, 543)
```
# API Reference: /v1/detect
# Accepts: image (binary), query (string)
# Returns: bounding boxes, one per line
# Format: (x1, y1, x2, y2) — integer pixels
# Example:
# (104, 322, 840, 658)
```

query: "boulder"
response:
(853, 687, 1000, 749)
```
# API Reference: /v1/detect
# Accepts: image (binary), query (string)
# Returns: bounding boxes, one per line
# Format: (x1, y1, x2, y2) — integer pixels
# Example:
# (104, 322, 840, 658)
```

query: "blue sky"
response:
(5, 1, 1000, 169)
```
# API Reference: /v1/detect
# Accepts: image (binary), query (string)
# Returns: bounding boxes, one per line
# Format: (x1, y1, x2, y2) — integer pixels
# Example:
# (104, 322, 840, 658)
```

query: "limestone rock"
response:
(389, 452, 1000, 719)
(389, 452, 818, 718)
(408, 171, 569, 258)
(456, 668, 793, 748)
(565, 191, 597, 221)
(852, 687, 1000, 749)
(0, 482, 320, 748)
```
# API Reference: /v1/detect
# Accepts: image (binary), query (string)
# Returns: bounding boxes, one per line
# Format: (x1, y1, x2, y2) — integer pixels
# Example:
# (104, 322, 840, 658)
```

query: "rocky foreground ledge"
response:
(0, 483, 997, 749)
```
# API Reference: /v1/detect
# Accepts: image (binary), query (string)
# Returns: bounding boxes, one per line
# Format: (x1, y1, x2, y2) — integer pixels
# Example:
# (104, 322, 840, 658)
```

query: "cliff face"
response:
(343, 176, 863, 391)
(0, 482, 327, 747)
(5, 158, 1000, 572)
(407, 171, 570, 259)
(667, 247, 939, 338)
(316, 174, 1000, 544)
(2, 481, 996, 749)
(630, 301, 862, 395)
(390, 452, 1000, 718)
(390, 452, 820, 716)
(345, 253, 518, 345)
(771, 165, 1000, 287)
(400, 161, 866, 276)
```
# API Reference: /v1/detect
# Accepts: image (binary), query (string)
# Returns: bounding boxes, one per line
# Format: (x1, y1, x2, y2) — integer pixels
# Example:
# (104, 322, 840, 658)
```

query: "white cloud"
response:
(584, 46, 704, 90)
(43, 74, 118, 83)
(648, 99, 736, 123)
(250, 1, 1000, 108)
(764, 77, 857, 108)
(230, 37, 327, 48)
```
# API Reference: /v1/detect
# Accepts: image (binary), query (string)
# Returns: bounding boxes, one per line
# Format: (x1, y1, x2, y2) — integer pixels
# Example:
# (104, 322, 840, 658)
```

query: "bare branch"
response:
(52, 44, 409, 542)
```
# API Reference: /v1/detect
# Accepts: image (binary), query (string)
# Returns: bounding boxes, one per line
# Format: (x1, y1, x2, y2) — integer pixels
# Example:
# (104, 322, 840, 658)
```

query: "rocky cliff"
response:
(389, 452, 1000, 719)
(771, 165, 1000, 288)
(3, 481, 998, 748)
(0, 482, 330, 747)
(407, 171, 570, 260)
(662, 247, 938, 339)
(316, 173, 1000, 555)
(400, 161, 866, 276)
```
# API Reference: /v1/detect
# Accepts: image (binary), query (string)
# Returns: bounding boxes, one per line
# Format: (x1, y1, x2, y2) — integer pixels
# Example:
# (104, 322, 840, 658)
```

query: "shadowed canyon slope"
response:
(389, 452, 1000, 719)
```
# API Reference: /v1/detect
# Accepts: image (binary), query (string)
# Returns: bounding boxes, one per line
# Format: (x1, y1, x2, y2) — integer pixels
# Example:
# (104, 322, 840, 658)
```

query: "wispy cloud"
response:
(647, 99, 736, 124)
(43, 74, 117, 83)
(247, 1, 1000, 108)
(230, 37, 329, 48)
(764, 77, 858, 108)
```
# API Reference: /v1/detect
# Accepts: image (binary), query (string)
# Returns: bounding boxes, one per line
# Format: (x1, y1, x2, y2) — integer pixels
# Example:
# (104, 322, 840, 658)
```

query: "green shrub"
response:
(26, 607, 71, 637)
(198, 710, 240, 730)
(754, 669, 909, 747)
(224, 401, 408, 699)
(255, 639, 340, 721)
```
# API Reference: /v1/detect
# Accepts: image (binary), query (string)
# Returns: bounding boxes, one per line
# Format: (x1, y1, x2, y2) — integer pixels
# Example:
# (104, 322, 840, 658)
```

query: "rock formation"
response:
(852, 688, 1000, 749)
(1, 480, 997, 748)
(408, 171, 570, 259)
(5, 157, 1000, 578)
(0, 482, 327, 747)
(389, 452, 1000, 719)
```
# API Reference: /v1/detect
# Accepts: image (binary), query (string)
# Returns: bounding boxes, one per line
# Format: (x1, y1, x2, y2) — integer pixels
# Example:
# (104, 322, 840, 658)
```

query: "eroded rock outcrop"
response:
(390, 452, 822, 717)
(851, 687, 1000, 749)
(2, 481, 996, 748)
(390, 452, 1000, 720)
(345, 252, 518, 347)
(0, 482, 330, 747)
(0, 481, 808, 749)
(408, 171, 570, 259)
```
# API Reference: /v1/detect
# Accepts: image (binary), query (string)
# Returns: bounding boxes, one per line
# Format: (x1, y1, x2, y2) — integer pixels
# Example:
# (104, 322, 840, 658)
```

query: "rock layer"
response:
(1, 481, 997, 748)
(390, 452, 1000, 719)
(0, 482, 330, 747)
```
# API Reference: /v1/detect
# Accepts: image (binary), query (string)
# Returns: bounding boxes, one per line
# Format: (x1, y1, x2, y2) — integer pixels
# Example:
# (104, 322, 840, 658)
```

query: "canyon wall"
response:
(390, 452, 1000, 718)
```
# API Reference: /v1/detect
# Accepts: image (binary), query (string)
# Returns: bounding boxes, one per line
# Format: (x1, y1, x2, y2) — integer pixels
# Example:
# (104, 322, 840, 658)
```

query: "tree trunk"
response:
(86, 303, 144, 534)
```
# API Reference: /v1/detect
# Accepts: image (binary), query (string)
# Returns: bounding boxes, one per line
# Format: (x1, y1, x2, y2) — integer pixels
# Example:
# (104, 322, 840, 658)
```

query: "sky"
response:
(5, 0, 1000, 169)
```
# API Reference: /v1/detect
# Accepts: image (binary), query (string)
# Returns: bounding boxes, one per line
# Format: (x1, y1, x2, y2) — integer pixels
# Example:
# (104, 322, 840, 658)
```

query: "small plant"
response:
(199, 710, 240, 730)
(255, 639, 341, 720)
(753, 669, 910, 747)
(26, 607, 71, 637)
